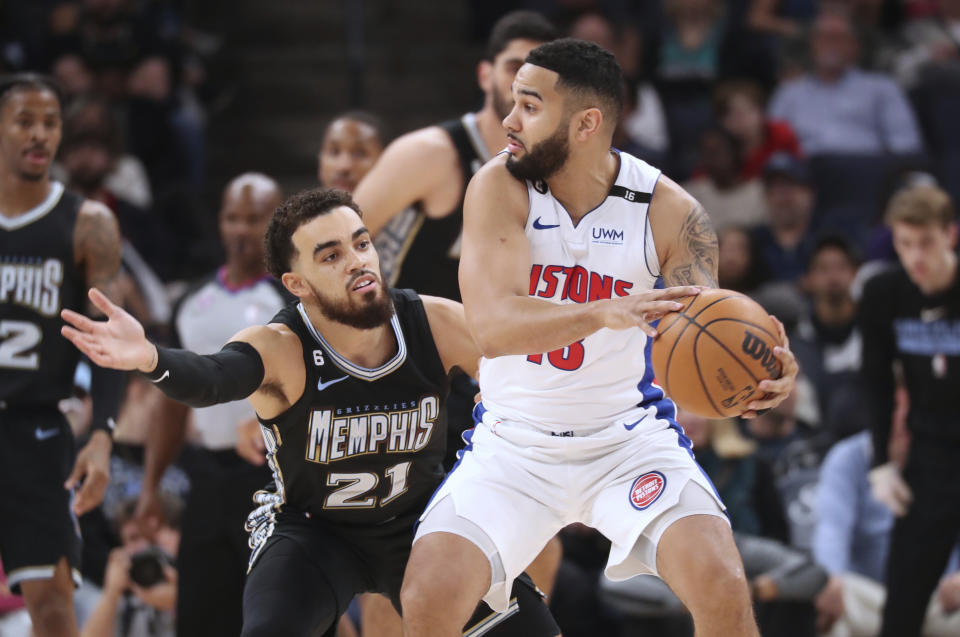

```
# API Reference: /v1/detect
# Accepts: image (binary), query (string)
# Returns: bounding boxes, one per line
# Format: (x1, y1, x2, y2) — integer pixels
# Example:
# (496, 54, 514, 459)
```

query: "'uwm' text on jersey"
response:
(479, 150, 675, 434)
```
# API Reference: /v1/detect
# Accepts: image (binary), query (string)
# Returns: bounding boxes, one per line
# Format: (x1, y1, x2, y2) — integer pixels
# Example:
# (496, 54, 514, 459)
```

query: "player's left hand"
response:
(741, 316, 798, 419)
(65, 429, 112, 515)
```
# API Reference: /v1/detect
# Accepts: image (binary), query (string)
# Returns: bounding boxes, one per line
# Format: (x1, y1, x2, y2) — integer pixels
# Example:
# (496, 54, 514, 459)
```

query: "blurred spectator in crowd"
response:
(747, 0, 813, 40)
(568, 11, 669, 163)
(59, 126, 176, 282)
(652, 0, 732, 177)
(746, 383, 831, 551)
(889, 0, 960, 88)
(317, 111, 385, 194)
(81, 495, 181, 637)
(714, 79, 801, 179)
(677, 410, 788, 541)
(59, 93, 152, 208)
(792, 235, 863, 437)
(768, 9, 923, 156)
(753, 152, 816, 283)
(47, 0, 206, 190)
(685, 126, 766, 229)
(718, 226, 771, 294)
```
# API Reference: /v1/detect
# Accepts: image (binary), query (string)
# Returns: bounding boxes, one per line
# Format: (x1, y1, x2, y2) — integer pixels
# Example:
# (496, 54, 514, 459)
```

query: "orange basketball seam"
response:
(658, 294, 738, 400)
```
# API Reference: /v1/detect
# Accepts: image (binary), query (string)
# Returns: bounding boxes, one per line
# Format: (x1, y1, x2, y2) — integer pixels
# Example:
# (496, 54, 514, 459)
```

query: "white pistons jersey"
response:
(479, 150, 676, 434)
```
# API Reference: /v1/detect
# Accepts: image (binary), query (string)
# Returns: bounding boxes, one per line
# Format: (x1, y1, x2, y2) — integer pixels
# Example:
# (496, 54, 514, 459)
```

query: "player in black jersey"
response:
(859, 185, 960, 637)
(0, 74, 124, 636)
(62, 188, 560, 637)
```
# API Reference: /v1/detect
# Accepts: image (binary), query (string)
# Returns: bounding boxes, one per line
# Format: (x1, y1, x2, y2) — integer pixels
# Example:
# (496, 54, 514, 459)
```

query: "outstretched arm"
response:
(61, 288, 279, 410)
(459, 158, 698, 358)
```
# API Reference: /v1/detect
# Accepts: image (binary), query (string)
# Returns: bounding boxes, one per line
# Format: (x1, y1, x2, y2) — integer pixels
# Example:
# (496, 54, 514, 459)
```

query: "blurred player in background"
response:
(0, 73, 124, 637)
(860, 185, 960, 637)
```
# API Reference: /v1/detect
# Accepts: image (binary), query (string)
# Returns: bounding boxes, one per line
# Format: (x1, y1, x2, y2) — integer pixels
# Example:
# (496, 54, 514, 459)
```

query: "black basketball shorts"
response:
(0, 406, 82, 592)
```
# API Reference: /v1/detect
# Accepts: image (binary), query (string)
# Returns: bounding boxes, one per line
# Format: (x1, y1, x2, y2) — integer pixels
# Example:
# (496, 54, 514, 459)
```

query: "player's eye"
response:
(357, 239, 370, 250)
(524, 103, 536, 113)
(323, 252, 337, 262)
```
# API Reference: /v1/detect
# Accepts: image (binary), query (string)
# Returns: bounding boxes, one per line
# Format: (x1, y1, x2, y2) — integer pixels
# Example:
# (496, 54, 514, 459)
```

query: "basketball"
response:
(651, 288, 783, 418)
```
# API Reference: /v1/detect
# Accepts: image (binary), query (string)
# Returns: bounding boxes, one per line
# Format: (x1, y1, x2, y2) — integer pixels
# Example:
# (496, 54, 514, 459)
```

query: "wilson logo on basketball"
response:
(629, 471, 666, 510)
(740, 331, 780, 377)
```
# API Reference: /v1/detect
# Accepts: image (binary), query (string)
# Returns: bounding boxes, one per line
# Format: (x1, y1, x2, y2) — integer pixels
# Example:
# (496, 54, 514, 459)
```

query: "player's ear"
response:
(477, 60, 492, 93)
(947, 222, 958, 249)
(281, 272, 309, 299)
(574, 107, 603, 141)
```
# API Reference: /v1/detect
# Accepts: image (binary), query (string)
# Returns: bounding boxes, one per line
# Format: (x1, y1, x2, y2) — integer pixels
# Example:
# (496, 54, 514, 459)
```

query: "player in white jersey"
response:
(400, 39, 799, 637)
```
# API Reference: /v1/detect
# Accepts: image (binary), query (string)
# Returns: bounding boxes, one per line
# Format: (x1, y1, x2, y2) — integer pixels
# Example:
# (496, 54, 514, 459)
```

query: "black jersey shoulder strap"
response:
(390, 288, 448, 383)
(438, 118, 479, 190)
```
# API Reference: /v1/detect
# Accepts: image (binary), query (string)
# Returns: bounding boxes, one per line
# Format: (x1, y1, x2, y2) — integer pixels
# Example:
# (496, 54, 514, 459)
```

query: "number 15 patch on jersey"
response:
(630, 471, 666, 510)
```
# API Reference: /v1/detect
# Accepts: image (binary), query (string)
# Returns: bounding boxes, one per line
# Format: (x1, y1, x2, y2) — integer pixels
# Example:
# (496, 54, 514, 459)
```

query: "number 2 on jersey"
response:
(0, 320, 41, 369)
(527, 340, 585, 371)
(324, 461, 411, 509)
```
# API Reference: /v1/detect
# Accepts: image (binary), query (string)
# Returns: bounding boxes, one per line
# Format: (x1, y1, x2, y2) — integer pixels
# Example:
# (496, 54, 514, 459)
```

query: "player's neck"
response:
(546, 148, 619, 224)
(302, 304, 398, 369)
(474, 106, 508, 159)
(0, 171, 52, 218)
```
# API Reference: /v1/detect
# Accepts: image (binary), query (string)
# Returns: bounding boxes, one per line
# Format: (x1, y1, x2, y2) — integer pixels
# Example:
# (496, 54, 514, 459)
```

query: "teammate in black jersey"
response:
(860, 185, 960, 637)
(0, 73, 124, 636)
(62, 188, 560, 637)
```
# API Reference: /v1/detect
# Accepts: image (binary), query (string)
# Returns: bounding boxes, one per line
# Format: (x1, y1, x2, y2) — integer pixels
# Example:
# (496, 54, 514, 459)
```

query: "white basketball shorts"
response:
(414, 409, 728, 612)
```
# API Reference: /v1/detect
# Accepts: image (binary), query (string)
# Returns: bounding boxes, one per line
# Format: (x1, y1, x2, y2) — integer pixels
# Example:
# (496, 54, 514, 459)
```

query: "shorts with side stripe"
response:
(0, 406, 82, 592)
(416, 406, 728, 612)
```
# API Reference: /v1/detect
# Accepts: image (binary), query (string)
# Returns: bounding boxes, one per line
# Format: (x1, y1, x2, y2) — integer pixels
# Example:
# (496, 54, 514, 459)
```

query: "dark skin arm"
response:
(66, 201, 123, 515)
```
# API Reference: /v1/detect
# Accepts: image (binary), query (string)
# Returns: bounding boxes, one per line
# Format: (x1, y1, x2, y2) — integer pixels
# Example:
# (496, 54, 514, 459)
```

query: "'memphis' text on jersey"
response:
(0, 258, 64, 316)
(306, 395, 440, 464)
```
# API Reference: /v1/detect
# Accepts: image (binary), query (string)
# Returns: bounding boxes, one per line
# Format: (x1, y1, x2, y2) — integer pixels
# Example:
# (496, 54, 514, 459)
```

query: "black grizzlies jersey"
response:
(257, 289, 449, 525)
(0, 184, 86, 405)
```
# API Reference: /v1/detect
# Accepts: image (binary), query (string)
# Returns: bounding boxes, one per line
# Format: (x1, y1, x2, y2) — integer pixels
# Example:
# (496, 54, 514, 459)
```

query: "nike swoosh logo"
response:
(150, 370, 170, 383)
(532, 217, 560, 230)
(317, 375, 349, 391)
(623, 418, 643, 431)
(35, 427, 60, 441)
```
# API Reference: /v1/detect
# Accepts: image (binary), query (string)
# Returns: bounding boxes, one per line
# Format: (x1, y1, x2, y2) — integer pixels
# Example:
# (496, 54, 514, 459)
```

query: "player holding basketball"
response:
(400, 39, 799, 637)
(0, 73, 124, 637)
(61, 188, 560, 637)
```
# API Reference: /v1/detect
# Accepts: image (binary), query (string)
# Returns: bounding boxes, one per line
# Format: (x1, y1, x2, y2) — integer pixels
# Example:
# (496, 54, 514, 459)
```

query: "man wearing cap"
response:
(752, 152, 816, 284)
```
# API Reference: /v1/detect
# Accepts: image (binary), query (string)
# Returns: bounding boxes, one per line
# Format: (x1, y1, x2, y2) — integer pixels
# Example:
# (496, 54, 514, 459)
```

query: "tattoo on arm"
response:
(74, 203, 123, 314)
(662, 203, 718, 287)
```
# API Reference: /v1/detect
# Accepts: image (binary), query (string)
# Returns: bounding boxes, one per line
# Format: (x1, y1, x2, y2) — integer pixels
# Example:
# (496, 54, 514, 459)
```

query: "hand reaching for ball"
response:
(740, 316, 797, 419)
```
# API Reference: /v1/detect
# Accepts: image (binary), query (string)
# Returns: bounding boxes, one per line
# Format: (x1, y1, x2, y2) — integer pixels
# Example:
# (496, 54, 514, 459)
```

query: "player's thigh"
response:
(656, 512, 750, 614)
(242, 528, 362, 637)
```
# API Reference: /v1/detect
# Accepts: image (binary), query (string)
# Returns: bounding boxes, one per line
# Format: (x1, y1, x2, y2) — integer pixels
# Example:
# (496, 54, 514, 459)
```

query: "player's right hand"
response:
(600, 286, 701, 336)
(61, 287, 157, 372)
(868, 462, 913, 517)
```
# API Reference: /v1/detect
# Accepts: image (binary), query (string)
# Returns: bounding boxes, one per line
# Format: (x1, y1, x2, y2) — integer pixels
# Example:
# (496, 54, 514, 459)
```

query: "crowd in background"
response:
(2, 0, 960, 636)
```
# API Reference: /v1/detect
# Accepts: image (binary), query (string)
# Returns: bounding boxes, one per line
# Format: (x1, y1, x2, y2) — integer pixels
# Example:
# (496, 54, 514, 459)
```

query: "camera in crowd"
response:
(128, 546, 173, 588)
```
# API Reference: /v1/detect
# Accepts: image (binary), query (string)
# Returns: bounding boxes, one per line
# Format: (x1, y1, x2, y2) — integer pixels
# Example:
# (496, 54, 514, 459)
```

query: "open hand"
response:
(61, 288, 157, 372)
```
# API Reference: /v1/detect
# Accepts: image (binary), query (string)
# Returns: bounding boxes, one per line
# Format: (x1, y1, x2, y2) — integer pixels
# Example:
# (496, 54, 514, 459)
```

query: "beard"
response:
(490, 83, 513, 121)
(505, 122, 570, 182)
(306, 272, 395, 330)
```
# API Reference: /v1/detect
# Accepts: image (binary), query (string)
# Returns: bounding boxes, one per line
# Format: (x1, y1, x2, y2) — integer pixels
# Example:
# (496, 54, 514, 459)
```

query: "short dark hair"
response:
(264, 188, 361, 279)
(485, 10, 557, 61)
(323, 109, 389, 147)
(807, 233, 860, 271)
(0, 73, 63, 110)
(525, 38, 623, 123)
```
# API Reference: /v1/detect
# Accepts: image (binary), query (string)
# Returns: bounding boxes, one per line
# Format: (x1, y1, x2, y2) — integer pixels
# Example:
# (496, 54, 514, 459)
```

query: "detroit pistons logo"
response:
(629, 471, 666, 510)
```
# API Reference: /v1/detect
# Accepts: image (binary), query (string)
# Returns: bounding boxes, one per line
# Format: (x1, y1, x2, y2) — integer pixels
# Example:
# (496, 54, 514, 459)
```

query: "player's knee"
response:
(25, 588, 74, 632)
(687, 556, 751, 616)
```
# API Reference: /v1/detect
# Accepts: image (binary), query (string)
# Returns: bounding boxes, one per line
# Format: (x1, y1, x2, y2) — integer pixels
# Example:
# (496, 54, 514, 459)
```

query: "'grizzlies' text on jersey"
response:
(479, 150, 674, 434)
(255, 289, 449, 526)
(0, 183, 86, 405)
